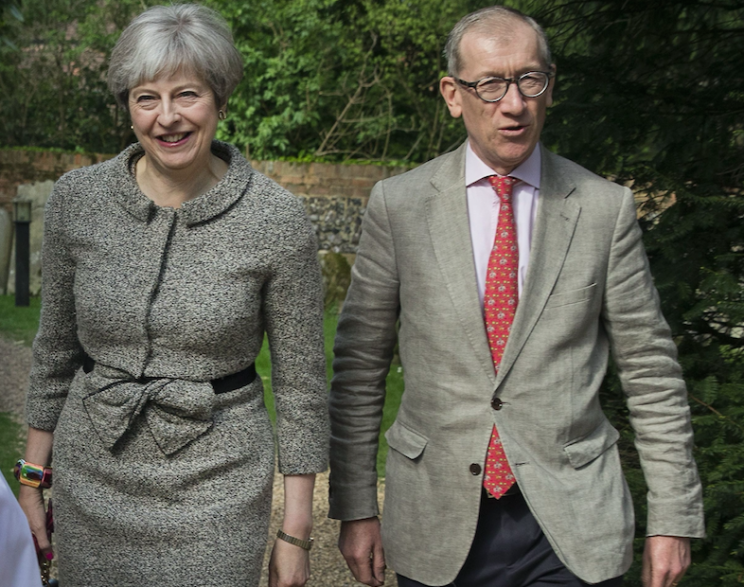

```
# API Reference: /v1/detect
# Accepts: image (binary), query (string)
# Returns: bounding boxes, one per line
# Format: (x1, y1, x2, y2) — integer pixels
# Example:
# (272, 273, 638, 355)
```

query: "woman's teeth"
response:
(161, 133, 187, 143)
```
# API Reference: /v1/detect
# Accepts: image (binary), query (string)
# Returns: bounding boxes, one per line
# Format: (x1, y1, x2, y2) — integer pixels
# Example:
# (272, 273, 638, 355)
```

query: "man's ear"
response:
(440, 76, 463, 119)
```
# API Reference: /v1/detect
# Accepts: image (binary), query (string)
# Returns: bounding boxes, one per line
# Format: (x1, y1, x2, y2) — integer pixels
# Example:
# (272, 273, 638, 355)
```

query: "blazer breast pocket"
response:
(544, 283, 597, 310)
(539, 283, 598, 325)
(385, 420, 428, 461)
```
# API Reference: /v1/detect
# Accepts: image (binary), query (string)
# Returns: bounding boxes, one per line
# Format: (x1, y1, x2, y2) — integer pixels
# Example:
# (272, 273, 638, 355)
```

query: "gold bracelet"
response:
(276, 529, 313, 551)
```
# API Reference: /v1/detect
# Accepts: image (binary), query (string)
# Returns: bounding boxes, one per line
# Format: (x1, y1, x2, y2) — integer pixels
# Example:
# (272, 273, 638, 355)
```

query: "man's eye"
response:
(478, 79, 506, 92)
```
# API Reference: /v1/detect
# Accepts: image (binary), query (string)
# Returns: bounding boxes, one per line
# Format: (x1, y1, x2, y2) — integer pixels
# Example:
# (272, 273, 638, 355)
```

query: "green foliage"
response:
(0, 0, 507, 161)
(524, 0, 744, 583)
(0, 0, 23, 49)
(0, 0, 160, 152)
(206, 0, 479, 161)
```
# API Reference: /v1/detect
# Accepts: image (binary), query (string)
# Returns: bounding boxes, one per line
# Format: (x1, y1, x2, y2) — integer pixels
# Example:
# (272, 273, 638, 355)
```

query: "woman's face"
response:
(128, 71, 221, 176)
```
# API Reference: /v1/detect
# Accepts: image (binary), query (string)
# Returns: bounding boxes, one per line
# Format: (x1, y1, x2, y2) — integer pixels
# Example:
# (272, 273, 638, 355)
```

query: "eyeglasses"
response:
(455, 71, 554, 103)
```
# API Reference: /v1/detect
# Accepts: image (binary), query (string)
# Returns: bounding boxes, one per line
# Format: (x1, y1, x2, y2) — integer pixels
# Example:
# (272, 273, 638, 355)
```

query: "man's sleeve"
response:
(602, 188, 705, 538)
(328, 181, 401, 521)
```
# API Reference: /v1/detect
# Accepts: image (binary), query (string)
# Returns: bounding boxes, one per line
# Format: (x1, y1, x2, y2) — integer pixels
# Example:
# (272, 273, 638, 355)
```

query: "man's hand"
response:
(338, 517, 386, 586)
(642, 535, 690, 587)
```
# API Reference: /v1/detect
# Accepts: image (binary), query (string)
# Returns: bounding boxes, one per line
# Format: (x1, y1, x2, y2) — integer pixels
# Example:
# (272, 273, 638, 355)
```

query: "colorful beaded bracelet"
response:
(13, 459, 53, 489)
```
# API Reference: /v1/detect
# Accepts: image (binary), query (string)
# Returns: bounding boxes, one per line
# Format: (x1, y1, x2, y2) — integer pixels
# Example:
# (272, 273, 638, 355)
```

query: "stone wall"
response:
(250, 160, 409, 254)
(0, 148, 412, 294)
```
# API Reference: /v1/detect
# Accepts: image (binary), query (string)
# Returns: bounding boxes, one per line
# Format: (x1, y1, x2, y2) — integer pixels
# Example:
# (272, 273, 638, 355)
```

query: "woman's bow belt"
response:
(81, 359, 257, 455)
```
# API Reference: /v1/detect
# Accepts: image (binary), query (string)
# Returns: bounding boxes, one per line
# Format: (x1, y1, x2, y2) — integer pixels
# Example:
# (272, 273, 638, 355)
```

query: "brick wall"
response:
(0, 150, 115, 213)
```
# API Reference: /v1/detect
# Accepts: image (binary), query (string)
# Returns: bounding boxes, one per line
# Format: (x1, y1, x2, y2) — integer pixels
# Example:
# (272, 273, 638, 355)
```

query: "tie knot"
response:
(488, 175, 516, 201)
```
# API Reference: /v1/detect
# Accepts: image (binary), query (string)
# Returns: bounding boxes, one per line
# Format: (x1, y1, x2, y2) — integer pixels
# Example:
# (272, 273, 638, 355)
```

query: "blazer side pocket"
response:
(563, 419, 620, 469)
(385, 421, 428, 460)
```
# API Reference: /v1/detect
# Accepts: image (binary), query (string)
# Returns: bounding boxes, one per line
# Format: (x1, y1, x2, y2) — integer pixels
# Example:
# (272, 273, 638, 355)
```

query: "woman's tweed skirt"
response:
(53, 371, 274, 586)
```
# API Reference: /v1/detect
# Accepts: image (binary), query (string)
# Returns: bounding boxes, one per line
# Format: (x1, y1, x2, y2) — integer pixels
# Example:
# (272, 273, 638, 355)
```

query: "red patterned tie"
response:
(482, 175, 518, 499)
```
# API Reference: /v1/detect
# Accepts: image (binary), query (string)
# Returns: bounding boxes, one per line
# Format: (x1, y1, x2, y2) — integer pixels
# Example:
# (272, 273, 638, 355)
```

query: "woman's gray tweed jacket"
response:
(25, 141, 329, 587)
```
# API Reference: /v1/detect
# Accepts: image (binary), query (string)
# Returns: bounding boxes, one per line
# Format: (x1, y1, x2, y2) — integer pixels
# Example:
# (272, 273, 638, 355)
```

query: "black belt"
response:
(82, 356, 257, 395)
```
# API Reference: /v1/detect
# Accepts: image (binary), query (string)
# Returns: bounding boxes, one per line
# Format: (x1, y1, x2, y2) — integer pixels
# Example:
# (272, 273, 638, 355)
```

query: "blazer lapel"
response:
(426, 146, 496, 385)
(496, 146, 581, 385)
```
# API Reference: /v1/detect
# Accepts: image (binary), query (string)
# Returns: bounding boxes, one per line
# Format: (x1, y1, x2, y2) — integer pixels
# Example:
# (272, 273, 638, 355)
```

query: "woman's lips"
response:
(156, 132, 192, 147)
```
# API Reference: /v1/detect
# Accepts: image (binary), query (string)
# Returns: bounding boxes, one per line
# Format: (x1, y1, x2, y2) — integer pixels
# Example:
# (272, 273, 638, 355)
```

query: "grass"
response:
(0, 296, 404, 477)
(0, 412, 24, 497)
(0, 295, 42, 346)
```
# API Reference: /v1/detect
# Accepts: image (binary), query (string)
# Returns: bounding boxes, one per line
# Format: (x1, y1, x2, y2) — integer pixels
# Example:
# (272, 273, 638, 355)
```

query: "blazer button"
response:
(491, 397, 503, 411)
(469, 463, 481, 476)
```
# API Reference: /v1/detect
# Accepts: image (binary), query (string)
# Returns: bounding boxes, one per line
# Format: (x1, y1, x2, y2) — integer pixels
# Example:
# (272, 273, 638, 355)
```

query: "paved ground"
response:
(0, 334, 394, 586)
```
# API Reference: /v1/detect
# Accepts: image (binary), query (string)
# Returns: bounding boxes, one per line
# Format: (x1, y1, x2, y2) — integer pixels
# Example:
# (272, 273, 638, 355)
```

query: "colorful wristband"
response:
(13, 459, 53, 489)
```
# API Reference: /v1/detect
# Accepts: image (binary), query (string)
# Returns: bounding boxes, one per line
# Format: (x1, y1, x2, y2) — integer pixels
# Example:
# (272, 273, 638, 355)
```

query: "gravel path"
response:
(0, 334, 394, 587)
(0, 335, 32, 421)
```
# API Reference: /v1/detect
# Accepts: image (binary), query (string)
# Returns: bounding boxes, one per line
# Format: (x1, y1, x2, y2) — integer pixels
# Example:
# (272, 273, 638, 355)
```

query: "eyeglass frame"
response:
(454, 70, 555, 103)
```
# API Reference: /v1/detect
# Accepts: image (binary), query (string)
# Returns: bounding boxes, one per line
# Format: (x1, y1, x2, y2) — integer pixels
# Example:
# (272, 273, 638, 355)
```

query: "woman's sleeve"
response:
(263, 196, 329, 475)
(26, 176, 84, 431)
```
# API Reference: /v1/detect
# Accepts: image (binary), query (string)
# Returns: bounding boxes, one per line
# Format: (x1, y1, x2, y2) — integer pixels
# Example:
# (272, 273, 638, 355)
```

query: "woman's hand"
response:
(18, 485, 53, 559)
(18, 428, 55, 560)
(268, 537, 310, 587)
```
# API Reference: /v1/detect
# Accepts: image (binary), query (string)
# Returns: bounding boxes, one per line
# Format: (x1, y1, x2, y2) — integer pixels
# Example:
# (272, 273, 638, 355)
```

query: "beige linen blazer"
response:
(329, 143, 705, 585)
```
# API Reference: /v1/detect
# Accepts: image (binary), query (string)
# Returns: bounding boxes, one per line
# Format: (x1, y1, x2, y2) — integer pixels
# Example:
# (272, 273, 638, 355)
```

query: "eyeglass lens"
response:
(477, 72, 549, 101)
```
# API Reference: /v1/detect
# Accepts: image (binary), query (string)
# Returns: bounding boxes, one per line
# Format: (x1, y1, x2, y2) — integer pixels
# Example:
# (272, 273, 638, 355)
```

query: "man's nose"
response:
(499, 82, 526, 114)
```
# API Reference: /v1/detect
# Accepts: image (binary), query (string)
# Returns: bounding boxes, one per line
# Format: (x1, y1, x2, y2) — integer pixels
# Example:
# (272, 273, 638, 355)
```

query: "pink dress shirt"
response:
(465, 142, 541, 307)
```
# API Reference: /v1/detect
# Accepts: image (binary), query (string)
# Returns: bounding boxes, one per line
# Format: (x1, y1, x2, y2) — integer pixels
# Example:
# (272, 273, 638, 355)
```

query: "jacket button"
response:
(491, 397, 503, 410)
(469, 463, 481, 475)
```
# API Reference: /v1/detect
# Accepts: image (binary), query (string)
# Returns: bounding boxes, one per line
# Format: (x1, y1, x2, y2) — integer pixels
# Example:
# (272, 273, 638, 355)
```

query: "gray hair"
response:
(444, 6, 552, 76)
(108, 4, 243, 109)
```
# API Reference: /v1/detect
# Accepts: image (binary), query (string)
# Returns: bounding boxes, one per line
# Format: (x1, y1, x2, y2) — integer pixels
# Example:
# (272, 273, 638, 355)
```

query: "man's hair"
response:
(444, 6, 552, 76)
(107, 4, 244, 109)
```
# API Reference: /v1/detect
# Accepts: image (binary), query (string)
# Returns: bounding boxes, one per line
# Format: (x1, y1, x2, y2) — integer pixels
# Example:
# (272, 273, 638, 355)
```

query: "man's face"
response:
(440, 23, 554, 175)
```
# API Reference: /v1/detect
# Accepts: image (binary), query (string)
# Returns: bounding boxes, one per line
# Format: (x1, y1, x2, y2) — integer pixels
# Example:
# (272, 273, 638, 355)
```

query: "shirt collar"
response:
(465, 141, 542, 189)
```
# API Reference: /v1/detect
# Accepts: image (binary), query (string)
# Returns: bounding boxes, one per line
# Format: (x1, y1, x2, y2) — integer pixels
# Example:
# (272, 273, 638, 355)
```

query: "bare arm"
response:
(269, 474, 315, 587)
(18, 427, 54, 556)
